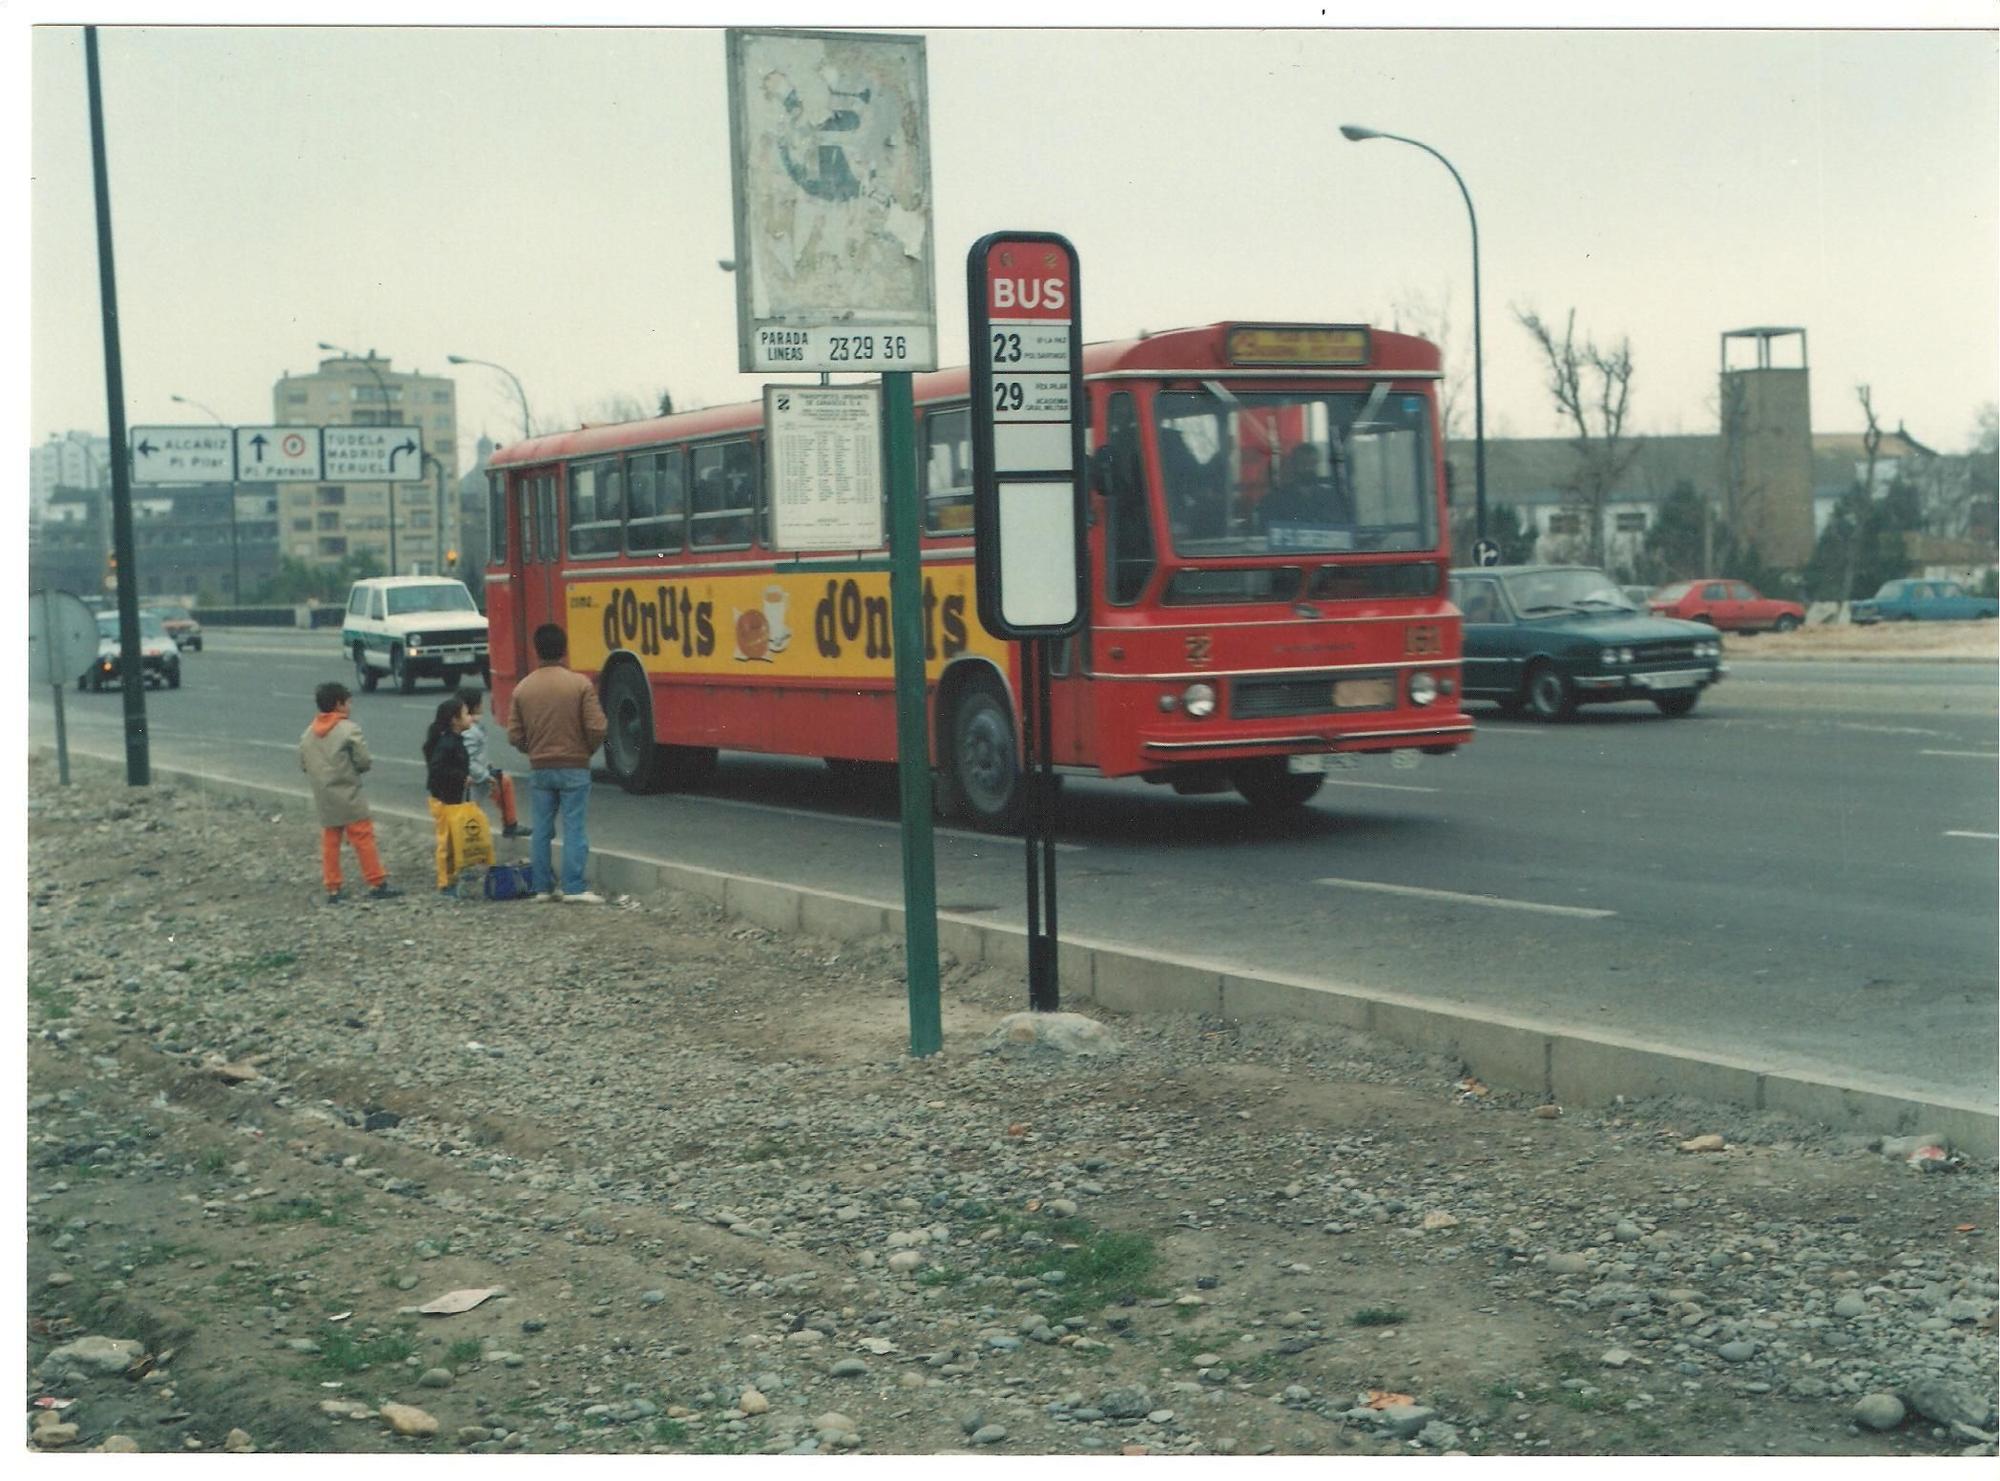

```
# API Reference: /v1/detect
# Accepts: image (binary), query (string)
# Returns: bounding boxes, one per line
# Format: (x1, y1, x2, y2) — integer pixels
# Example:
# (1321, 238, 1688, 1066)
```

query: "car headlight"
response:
(1408, 670, 1438, 706)
(1181, 683, 1217, 718)
(1600, 648, 1621, 666)
(407, 632, 424, 647)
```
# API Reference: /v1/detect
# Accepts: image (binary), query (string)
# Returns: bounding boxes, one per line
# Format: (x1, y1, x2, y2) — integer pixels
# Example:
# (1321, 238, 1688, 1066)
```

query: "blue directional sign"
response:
(235, 426, 323, 481)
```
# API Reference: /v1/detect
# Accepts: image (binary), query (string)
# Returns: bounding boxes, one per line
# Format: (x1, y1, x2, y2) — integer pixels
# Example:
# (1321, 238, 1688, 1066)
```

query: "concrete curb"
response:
(51, 751, 1997, 1159)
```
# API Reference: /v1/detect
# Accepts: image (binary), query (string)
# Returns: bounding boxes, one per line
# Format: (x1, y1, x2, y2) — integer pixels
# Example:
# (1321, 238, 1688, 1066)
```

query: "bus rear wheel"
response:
(1230, 759, 1325, 812)
(602, 663, 669, 794)
(939, 682, 1023, 832)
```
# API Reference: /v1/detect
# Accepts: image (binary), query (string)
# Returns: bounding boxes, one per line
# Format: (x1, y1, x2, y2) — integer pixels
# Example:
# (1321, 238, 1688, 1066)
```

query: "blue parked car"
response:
(1849, 578, 1998, 624)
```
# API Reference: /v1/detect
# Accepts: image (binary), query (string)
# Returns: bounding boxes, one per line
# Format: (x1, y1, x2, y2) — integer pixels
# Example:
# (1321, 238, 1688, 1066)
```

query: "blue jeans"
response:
(527, 767, 591, 895)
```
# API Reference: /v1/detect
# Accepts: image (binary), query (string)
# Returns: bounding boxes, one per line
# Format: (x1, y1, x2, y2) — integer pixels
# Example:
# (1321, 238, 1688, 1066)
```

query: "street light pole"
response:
(317, 341, 399, 573)
(422, 451, 448, 575)
(1341, 124, 1486, 542)
(446, 354, 533, 443)
(171, 393, 239, 603)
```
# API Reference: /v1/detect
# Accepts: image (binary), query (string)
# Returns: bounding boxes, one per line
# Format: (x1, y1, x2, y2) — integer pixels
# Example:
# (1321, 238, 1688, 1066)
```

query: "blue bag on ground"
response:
(483, 862, 536, 901)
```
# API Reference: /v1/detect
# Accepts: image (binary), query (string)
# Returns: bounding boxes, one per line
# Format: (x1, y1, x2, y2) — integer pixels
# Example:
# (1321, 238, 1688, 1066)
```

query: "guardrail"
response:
(190, 606, 345, 629)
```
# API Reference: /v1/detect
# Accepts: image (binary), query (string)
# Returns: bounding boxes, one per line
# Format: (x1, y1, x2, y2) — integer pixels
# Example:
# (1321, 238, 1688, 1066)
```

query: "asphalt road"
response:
(29, 635, 1998, 1104)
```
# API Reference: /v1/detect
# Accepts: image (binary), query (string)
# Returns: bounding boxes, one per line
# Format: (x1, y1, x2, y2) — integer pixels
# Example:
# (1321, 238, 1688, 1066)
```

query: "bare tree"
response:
(1516, 307, 1643, 568)
(1840, 384, 1883, 609)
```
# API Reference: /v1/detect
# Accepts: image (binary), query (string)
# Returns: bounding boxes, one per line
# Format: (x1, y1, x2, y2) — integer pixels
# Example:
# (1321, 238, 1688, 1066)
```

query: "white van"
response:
(341, 576, 489, 693)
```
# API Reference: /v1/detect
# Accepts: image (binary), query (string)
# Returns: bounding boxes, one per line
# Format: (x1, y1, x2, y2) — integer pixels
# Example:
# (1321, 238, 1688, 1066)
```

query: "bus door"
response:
(511, 468, 563, 671)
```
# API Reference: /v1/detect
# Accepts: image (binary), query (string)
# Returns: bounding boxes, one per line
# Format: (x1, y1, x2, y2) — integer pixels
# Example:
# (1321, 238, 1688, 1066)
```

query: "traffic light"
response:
(445, 548, 458, 570)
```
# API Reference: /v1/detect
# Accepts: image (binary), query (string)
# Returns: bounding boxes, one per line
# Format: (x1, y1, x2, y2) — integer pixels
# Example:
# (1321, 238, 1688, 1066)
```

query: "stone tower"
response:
(1719, 327, 1814, 568)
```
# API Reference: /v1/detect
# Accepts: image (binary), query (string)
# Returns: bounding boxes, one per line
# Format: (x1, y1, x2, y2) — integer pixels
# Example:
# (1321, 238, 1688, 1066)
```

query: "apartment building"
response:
(272, 353, 459, 574)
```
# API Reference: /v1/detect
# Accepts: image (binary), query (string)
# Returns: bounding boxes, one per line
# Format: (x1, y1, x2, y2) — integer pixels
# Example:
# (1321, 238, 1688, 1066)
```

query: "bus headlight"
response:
(1408, 670, 1438, 706)
(1182, 683, 1217, 718)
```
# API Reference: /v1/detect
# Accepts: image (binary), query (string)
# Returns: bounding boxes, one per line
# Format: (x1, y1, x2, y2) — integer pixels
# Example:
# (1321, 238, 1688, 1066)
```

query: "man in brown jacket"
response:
(506, 623, 610, 902)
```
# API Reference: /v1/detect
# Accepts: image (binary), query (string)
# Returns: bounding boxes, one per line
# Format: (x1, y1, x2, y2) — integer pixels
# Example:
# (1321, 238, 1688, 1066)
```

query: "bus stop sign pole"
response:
(966, 232, 1087, 1012)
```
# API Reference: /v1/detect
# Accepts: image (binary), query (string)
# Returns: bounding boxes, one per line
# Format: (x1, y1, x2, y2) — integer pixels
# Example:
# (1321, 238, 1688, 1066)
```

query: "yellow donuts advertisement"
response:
(564, 566, 1007, 681)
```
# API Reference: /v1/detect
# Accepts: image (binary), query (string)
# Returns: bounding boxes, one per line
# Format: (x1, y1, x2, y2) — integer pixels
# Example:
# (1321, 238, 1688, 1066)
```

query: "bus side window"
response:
(568, 460, 621, 558)
(628, 450, 685, 554)
(1102, 393, 1154, 605)
(487, 471, 506, 566)
(692, 441, 754, 548)
(924, 406, 974, 534)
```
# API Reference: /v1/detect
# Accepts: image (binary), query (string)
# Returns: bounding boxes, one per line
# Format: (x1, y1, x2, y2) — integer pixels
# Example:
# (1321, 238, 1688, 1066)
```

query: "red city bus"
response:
(482, 321, 1471, 830)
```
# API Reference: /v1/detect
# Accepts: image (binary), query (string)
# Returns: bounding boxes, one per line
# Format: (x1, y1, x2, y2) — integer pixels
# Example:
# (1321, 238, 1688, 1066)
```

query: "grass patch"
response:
(651, 1419, 688, 1445)
(914, 1264, 968, 1288)
(695, 1429, 748, 1455)
(196, 1146, 231, 1174)
(445, 1339, 484, 1367)
(28, 981, 75, 1019)
(1557, 1388, 1619, 1414)
(308, 1326, 417, 1376)
(251, 1195, 359, 1228)
(1013, 1227, 1161, 1323)
(1349, 1307, 1408, 1327)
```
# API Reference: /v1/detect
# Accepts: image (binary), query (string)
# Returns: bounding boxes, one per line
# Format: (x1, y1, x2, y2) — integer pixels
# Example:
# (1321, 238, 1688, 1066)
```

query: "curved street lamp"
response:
(1340, 124, 1487, 541)
(317, 340, 399, 573)
(171, 392, 241, 603)
(446, 354, 533, 443)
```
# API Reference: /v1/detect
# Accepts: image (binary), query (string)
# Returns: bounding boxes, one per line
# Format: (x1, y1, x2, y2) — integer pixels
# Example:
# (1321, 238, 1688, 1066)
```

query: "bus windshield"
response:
(1154, 387, 1436, 557)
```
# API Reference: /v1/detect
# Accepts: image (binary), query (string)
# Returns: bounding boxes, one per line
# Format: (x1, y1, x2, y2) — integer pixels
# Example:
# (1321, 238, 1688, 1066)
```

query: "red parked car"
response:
(1649, 579, 1804, 633)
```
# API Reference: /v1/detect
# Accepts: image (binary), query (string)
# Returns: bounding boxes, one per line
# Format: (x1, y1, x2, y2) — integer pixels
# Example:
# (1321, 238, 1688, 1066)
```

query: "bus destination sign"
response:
(1225, 324, 1372, 367)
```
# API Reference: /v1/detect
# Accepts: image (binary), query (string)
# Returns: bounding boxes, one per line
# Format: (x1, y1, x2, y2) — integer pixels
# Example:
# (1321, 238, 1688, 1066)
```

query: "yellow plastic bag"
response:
(444, 801, 495, 870)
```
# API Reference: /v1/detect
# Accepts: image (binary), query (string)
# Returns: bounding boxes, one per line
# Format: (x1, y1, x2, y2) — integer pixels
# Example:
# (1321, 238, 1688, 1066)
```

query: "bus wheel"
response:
(940, 683, 1023, 831)
(602, 663, 668, 794)
(1230, 759, 1325, 812)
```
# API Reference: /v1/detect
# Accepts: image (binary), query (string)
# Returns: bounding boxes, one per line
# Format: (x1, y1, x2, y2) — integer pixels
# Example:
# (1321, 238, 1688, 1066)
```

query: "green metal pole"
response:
(884, 371, 942, 1056)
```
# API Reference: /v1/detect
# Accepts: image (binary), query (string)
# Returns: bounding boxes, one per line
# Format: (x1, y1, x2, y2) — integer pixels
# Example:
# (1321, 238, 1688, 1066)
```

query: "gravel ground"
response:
(23, 756, 2000, 1456)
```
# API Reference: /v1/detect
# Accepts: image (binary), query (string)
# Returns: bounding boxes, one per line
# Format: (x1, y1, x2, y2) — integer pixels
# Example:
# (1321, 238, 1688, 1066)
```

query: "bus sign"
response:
(967, 231, 1085, 640)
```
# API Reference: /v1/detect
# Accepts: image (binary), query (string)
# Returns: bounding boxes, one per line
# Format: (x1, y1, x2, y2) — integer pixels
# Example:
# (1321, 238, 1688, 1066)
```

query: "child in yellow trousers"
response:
(423, 695, 475, 895)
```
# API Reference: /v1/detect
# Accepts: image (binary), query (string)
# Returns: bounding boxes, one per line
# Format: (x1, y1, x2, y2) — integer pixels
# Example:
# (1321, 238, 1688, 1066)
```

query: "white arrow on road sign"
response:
(235, 426, 324, 482)
(322, 426, 426, 482)
(129, 425, 234, 483)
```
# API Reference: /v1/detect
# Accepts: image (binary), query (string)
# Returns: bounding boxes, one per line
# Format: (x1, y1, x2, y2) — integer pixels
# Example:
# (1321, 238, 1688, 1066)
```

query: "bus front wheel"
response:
(939, 683, 1023, 832)
(1230, 759, 1325, 812)
(602, 664, 669, 794)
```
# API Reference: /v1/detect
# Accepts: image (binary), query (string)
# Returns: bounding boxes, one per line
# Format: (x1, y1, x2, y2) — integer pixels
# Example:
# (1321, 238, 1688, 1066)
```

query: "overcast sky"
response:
(19, 12, 2000, 467)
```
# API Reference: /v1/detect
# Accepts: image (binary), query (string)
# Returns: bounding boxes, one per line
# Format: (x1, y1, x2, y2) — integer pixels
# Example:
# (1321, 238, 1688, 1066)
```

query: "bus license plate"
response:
(1333, 677, 1394, 708)
(1288, 753, 1359, 775)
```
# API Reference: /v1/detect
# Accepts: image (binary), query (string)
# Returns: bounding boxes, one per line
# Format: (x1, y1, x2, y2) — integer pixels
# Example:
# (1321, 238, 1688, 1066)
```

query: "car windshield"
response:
(159, 606, 191, 621)
(1652, 581, 1693, 601)
(1502, 569, 1635, 614)
(386, 584, 476, 616)
(1153, 386, 1436, 556)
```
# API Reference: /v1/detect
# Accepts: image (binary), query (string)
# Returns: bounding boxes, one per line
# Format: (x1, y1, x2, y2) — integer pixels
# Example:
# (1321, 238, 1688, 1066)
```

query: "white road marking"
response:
(1920, 749, 1999, 760)
(1840, 723, 1946, 738)
(1462, 723, 1552, 737)
(1315, 876, 1614, 919)
(1321, 779, 1439, 794)
(1944, 830, 1999, 841)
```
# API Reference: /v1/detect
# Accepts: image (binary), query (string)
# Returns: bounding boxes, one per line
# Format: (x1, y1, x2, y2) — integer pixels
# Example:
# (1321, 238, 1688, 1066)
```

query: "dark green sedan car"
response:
(1449, 565, 1726, 720)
